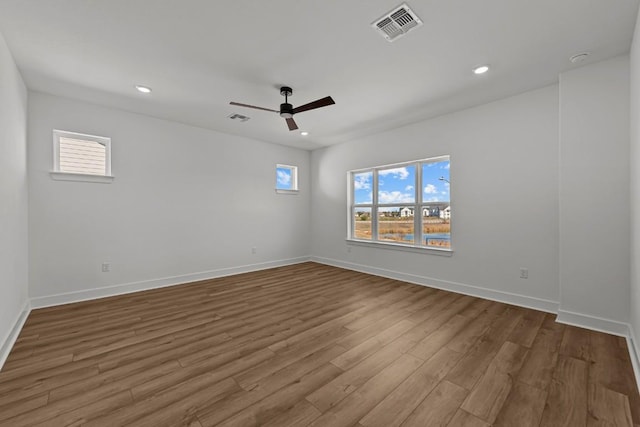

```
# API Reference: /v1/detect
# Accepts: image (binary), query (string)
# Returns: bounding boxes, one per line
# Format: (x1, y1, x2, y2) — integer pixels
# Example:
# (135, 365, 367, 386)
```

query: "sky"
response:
(354, 159, 450, 205)
(276, 166, 292, 190)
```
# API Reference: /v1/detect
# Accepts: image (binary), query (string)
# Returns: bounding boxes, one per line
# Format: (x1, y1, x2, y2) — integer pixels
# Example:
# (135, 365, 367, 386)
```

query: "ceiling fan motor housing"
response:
(280, 103, 293, 118)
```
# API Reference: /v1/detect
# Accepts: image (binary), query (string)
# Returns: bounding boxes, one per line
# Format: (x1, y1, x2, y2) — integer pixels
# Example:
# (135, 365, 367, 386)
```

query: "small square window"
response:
(50, 130, 113, 183)
(275, 164, 298, 193)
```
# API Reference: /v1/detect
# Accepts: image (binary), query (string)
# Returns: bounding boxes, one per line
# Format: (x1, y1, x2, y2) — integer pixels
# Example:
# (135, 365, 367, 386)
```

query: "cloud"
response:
(405, 185, 414, 191)
(442, 163, 450, 170)
(277, 170, 291, 186)
(426, 196, 441, 202)
(378, 191, 414, 204)
(424, 184, 437, 194)
(379, 167, 409, 180)
(353, 173, 371, 190)
(357, 191, 373, 203)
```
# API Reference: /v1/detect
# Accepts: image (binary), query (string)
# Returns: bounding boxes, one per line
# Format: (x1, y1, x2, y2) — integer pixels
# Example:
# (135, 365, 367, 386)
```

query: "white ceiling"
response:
(0, 1, 638, 150)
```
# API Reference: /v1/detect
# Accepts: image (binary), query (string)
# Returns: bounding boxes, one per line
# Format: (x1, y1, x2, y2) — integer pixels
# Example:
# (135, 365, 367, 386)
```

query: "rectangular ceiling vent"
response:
(372, 3, 422, 42)
(228, 113, 250, 122)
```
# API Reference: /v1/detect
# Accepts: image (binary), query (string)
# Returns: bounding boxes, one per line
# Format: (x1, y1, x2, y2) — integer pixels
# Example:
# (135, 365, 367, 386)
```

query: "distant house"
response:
(400, 207, 414, 217)
(440, 206, 451, 219)
(423, 202, 450, 218)
(425, 206, 440, 217)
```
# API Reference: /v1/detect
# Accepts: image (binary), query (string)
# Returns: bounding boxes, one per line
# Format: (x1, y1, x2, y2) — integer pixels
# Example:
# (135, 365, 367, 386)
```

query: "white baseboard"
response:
(556, 309, 630, 337)
(311, 256, 559, 314)
(0, 300, 31, 372)
(30, 257, 311, 309)
(626, 325, 640, 396)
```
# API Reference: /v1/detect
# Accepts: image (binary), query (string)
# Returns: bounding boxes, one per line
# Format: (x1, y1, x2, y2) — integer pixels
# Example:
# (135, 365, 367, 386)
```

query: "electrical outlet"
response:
(102, 263, 111, 273)
(251, 247, 257, 254)
(520, 268, 528, 279)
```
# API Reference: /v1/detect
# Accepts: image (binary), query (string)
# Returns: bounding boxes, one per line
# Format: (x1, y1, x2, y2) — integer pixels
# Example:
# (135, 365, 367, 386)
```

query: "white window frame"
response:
(347, 155, 452, 255)
(275, 164, 299, 194)
(50, 129, 114, 184)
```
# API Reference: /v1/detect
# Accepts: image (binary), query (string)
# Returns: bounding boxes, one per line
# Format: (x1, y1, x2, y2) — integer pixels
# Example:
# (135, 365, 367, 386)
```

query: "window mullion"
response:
(348, 172, 354, 239)
(415, 162, 422, 246)
(372, 169, 379, 241)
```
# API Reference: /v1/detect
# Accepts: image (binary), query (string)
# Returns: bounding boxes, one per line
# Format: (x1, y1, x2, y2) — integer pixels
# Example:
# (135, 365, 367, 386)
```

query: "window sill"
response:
(346, 238, 453, 256)
(275, 189, 299, 195)
(50, 172, 115, 184)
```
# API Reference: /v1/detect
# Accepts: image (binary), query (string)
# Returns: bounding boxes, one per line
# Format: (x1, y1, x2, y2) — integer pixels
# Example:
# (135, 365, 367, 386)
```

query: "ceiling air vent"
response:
(228, 113, 250, 122)
(372, 3, 422, 42)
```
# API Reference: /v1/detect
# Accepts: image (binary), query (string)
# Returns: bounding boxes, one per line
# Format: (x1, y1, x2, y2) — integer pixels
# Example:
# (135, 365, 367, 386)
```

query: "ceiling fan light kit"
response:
(230, 86, 335, 132)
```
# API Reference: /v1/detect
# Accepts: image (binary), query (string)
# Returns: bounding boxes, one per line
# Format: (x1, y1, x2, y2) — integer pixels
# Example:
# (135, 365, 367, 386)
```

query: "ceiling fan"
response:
(230, 86, 335, 131)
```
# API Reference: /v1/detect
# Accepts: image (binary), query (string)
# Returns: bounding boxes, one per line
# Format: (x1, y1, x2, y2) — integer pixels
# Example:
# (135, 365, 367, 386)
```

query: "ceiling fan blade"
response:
(292, 96, 335, 114)
(229, 102, 278, 113)
(286, 117, 298, 131)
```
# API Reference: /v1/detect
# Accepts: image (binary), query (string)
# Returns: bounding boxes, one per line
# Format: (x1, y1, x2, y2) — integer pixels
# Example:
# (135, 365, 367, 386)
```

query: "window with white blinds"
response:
(51, 130, 113, 183)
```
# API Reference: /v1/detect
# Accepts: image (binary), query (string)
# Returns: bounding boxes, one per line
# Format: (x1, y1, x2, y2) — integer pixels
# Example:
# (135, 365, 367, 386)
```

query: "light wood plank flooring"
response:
(1, 262, 638, 426)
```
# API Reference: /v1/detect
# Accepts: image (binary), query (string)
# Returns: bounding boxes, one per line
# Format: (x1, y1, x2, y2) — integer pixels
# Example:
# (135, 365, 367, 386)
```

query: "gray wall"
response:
(0, 31, 28, 364)
(311, 55, 633, 332)
(559, 56, 630, 328)
(27, 92, 311, 304)
(630, 6, 640, 360)
(311, 85, 560, 311)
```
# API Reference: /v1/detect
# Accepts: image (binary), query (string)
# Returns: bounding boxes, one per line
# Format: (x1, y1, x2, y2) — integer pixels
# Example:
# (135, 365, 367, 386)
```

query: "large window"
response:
(349, 156, 451, 250)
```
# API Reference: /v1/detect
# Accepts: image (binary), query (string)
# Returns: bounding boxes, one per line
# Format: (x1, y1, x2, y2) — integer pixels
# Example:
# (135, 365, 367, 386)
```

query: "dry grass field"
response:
(354, 220, 450, 247)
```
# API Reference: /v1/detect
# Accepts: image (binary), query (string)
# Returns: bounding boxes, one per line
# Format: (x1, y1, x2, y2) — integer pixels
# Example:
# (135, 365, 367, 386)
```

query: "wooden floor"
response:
(1, 263, 639, 426)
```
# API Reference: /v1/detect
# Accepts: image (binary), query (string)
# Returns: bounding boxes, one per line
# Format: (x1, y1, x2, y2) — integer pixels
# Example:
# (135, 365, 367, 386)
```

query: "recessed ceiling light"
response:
(135, 85, 152, 94)
(300, 131, 309, 136)
(473, 65, 490, 75)
(569, 52, 590, 64)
